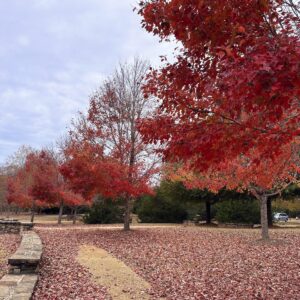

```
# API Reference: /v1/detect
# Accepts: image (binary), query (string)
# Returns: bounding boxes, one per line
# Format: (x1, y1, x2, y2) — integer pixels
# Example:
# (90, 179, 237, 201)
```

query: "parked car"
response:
(273, 212, 289, 222)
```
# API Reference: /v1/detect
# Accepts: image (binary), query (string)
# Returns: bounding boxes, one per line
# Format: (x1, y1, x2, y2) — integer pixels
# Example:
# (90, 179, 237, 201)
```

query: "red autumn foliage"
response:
(61, 136, 152, 201)
(168, 141, 300, 239)
(7, 150, 85, 216)
(138, 0, 300, 169)
(169, 142, 300, 193)
(61, 59, 159, 230)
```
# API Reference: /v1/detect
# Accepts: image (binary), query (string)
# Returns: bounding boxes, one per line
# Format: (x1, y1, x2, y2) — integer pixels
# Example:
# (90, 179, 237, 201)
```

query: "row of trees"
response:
(2, 1, 300, 240)
(1, 59, 159, 229)
(1, 146, 84, 223)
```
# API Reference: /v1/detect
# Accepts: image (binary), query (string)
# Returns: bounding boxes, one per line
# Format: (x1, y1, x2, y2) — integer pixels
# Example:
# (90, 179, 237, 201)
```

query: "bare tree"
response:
(4, 145, 35, 175)
(0, 145, 36, 217)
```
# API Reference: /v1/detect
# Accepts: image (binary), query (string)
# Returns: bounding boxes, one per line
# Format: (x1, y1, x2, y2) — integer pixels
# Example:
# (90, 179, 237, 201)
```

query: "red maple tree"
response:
(137, 1, 300, 239)
(61, 59, 159, 230)
(138, 0, 300, 169)
(7, 149, 84, 223)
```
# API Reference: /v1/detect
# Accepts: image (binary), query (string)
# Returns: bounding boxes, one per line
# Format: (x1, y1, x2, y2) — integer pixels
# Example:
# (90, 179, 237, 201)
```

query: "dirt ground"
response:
(77, 245, 153, 300)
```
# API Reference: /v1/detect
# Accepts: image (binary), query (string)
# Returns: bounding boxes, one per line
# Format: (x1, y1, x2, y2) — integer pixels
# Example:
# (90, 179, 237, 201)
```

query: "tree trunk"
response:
(73, 207, 77, 225)
(30, 205, 35, 223)
(267, 198, 273, 226)
(58, 201, 64, 225)
(260, 196, 270, 240)
(30, 210, 35, 223)
(205, 200, 211, 224)
(124, 198, 131, 231)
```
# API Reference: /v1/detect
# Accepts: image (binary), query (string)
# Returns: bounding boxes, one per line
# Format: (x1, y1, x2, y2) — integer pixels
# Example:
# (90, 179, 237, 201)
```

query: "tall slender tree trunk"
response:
(30, 201, 35, 223)
(124, 198, 131, 231)
(31, 211, 35, 223)
(267, 198, 273, 226)
(260, 195, 269, 240)
(73, 207, 77, 225)
(30, 207, 35, 223)
(58, 200, 64, 225)
(205, 200, 211, 224)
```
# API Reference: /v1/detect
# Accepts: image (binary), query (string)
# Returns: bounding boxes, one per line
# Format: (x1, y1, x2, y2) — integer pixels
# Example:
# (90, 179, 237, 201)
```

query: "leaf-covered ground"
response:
(33, 227, 300, 300)
(0, 234, 21, 278)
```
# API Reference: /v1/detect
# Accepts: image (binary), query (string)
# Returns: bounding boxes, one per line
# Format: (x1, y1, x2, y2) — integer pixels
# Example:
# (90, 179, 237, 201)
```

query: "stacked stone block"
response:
(0, 220, 33, 235)
(0, 231, 42, 300)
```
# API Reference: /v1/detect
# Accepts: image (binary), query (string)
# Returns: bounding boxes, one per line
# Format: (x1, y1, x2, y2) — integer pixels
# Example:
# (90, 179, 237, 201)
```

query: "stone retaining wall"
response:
(9, 232, 42, 275)
(0, 274, 38, 300)
(0, 220, 33, 234)
(0, 231, 42, 300)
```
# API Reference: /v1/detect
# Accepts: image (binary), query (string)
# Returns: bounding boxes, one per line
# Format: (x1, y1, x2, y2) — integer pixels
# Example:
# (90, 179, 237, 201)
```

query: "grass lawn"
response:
(0, 234, 21, 279)
(32, 226, 300, 300)
(0, 214, 81, 225)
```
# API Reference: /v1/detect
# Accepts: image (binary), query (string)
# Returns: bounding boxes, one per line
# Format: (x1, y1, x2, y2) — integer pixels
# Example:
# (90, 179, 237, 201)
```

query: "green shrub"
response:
(136, 195, 187, 223)
(83, 196, 123, 224)
(185, 202, 206, 221)
(215, 199, 260, 224)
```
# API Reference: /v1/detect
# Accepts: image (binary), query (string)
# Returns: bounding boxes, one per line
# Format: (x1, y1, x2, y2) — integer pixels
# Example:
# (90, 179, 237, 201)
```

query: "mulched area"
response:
(33, 227, 300, 300)
(0, 234, 21, 278)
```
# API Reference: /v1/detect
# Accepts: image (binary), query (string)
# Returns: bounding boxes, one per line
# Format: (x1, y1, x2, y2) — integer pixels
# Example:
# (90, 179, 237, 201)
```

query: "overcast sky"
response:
(0, 0, 174, 163)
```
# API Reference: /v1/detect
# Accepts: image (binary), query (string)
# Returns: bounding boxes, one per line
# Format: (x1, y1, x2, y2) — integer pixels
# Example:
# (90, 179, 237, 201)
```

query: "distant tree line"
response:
(83, 180, 300, 225)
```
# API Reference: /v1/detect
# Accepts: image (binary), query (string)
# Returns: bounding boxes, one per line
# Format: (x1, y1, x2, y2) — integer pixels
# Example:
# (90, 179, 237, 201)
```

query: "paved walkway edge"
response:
(0, 231, 42, 300)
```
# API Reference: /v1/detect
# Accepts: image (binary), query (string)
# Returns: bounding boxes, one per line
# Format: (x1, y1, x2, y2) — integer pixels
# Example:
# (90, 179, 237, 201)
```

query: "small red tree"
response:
(7, 149, 85, 223)
(26, 150, 85, 224)
(6, 149, 43, 222)
(7, 173, 34, 213)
